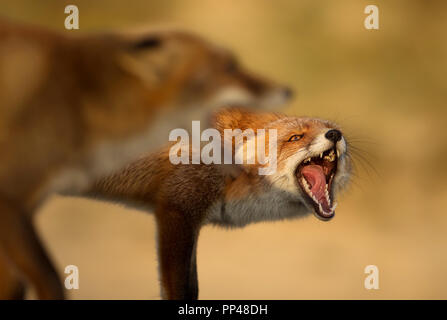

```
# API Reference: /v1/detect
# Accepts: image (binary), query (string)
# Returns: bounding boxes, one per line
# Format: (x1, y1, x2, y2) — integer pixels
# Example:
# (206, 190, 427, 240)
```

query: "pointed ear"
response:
(117, 35, 164, 84)
(212, 107, 280, 135)
(211, 107, 280, 177)
(212, 107, 245, 136)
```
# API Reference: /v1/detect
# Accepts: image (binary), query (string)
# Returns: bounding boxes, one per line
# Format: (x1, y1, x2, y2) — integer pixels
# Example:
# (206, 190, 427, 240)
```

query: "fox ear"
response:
(118, 36, 165, 84)
(212, 107, 245, 135)
(213, 107, 280, 135)
(213, 107, 276, 177)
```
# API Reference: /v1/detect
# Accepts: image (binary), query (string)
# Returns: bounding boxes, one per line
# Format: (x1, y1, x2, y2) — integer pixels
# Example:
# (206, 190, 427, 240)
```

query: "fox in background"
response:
(87, 107, 352, 300)
(0, 19, 291, 299)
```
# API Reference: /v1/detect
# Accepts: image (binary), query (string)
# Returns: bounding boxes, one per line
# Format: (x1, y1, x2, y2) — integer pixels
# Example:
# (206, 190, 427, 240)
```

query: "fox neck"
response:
(206, 173, 310, 228)
(87, 154, 310, 229)
(84, 151, 171, 208)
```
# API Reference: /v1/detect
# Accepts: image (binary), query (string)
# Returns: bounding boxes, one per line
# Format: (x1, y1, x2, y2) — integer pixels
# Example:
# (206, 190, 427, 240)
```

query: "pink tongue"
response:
(301, 165, 330, 211)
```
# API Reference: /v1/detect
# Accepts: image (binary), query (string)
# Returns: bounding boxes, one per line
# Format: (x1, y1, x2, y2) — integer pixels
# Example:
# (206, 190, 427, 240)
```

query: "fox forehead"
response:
(214, 109, 339, 141)
(267, 117, 337, 139)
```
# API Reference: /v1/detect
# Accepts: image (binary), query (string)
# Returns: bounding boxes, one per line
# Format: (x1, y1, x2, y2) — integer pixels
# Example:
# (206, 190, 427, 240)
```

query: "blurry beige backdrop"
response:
(1, 0, 446, 299)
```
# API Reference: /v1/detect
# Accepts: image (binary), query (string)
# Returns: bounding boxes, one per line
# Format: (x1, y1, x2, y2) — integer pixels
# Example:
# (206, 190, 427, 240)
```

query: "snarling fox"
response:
(0, 19, 291, 300)
(87, 107, 352, 299)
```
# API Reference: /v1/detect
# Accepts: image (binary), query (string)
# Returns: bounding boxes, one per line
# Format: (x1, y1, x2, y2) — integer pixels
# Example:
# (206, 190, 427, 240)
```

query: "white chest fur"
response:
(206, 189, 310, 228)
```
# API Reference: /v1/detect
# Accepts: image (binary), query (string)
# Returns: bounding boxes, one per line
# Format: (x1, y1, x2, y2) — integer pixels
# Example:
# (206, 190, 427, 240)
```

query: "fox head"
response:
(117, 30, 293, 111)
(67, 28, 294, 178)
(213, 108, 352, 221)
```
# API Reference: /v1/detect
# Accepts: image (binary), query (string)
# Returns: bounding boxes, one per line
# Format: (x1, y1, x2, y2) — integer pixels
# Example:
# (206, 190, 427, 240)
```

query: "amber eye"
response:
(288, 134, 303, 142)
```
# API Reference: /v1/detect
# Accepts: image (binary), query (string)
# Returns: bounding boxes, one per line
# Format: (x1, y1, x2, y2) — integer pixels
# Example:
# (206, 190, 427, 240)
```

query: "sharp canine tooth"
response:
(324, 184, 331, 205)
(336, 150, 340, 158)
(320, 153, 323, 158)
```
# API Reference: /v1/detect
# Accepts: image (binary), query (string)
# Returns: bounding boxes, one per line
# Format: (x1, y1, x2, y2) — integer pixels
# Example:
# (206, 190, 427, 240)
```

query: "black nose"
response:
(325, 129, 342, 143)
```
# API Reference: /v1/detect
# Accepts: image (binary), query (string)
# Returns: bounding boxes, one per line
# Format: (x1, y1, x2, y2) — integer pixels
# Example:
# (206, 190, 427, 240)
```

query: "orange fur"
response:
(88, 107, 352, 299)
(0, 18, 291, 300)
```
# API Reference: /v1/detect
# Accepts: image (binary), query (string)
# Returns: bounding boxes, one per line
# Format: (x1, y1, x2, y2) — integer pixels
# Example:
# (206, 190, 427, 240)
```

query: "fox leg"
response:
(0, 197, 64, 299)
(155, 207, 200, 300)
(0, 251, 26, 299)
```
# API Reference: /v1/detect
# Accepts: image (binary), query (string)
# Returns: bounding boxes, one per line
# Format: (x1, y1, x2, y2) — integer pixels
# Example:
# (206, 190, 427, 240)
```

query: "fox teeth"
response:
(301, 177, 313, 194)
(331, 202, 338, 211)
(303, 158, 311, 164)
(301, 177, 310, 191)
(319, 203, 324, 214)
(302, 177, 335, 216)
(320, 153, 323, 158)
(324, 185, 331, 205)
(336, 150, 340, 158)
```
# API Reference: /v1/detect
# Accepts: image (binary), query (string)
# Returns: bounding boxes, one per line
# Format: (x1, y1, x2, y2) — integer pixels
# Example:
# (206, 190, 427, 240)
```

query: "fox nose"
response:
(325, 129, 342, 143)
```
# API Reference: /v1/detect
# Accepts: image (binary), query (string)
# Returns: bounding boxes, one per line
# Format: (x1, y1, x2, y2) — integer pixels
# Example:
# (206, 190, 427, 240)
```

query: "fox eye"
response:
(288, 134, 303, 142)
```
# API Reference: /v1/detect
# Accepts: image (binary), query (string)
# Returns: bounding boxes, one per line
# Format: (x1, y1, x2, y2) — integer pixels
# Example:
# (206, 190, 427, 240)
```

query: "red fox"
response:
(86, 107, 352, 299)
(0, 19, 292, 300)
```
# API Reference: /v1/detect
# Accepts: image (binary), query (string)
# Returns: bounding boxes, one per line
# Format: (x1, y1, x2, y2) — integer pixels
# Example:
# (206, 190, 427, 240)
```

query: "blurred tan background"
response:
(1, 0, 446, 299)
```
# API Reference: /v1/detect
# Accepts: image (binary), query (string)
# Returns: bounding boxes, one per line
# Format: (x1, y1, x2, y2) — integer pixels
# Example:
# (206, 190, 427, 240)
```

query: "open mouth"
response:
(296, 148, 338, 221)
